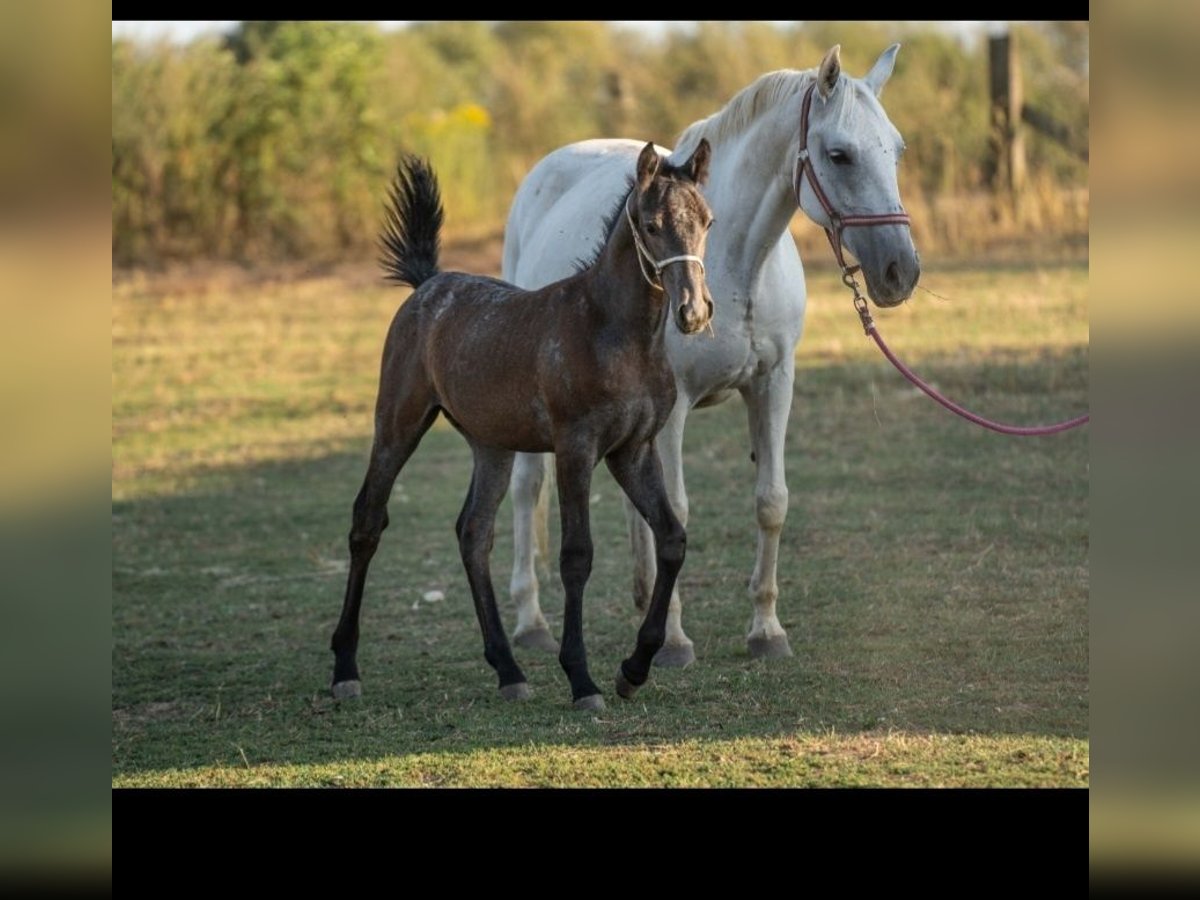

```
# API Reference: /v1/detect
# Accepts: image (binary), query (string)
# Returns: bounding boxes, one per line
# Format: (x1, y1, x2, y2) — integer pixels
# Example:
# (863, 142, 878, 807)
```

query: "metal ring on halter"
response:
(624, 200, 705, 290)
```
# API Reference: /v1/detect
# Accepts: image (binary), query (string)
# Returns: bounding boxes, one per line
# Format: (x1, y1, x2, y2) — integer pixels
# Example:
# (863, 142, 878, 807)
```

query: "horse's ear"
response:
(686, 138, 711, 187)
(864, 43, 900, 97)
(636, 141, 660, 192)
(817, 44, 841, 100)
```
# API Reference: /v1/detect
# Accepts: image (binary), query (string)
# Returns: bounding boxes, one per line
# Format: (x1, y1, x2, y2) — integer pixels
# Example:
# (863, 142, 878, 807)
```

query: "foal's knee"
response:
(657, 523, 687, 570)
(559, 543, 593, 584)
(755, 486, 789, 532)
(349, 498, 388, 555)
(458, 518, 493, 564)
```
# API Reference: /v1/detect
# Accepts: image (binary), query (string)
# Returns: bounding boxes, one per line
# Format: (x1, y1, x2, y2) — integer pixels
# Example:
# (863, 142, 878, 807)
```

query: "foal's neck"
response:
(588, 205, 670, 342)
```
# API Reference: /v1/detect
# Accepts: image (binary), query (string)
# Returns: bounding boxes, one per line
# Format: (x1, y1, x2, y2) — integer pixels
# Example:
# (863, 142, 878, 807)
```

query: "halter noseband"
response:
(793, 82, 911, 275)
(625, 199, 705, 290)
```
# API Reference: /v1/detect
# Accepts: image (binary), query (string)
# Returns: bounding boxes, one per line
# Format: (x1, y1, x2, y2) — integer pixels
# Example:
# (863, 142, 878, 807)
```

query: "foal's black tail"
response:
(379, 156, 443, 289)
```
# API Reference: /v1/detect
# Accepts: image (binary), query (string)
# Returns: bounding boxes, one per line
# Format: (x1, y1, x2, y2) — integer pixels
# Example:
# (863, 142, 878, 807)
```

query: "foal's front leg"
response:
(606, 442, 687, 698)
(623, 393, 696, 667)
(554, 445, 604, 710)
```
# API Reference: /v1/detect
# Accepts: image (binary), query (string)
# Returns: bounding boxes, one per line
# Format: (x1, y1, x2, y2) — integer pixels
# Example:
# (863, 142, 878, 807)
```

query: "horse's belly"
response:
(437, 387, 554, 453)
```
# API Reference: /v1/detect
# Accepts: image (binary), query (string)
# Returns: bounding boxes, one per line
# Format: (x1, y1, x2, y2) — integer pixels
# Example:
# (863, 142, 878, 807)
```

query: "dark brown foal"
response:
(330, 140, 714, 709)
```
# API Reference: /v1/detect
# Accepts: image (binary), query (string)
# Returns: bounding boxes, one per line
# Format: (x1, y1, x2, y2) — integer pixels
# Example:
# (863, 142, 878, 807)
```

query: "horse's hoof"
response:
(513, 626, 559, 654)
(499, 682, 532, 701)
(331, 680, 362, 700)
(747, 633, 793, 660)
(652, 641, 696, 669)
(615, 670, 640, 700)
(573, 694, 605, 712)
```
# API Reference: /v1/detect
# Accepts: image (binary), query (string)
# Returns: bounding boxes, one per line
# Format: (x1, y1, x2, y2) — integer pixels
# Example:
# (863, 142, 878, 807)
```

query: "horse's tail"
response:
(379, 155, 443, 289)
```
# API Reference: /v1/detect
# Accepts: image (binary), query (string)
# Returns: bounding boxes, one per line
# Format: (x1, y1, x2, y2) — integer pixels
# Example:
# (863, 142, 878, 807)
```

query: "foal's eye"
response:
(828, 149, 852, 166)
(706, 219, 716, 231)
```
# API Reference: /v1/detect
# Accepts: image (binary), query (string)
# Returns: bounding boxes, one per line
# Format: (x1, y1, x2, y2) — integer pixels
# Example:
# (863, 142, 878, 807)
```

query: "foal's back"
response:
(391, 270, 598, 454)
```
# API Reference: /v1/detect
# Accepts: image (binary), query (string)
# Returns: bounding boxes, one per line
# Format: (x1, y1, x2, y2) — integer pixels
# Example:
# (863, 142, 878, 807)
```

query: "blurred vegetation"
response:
(111, 21, 1088, 266)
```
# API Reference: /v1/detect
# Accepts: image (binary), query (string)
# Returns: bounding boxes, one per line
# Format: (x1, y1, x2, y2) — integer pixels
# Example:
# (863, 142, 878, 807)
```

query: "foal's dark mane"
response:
(571, 178, 634, 274)
(571, 155, 699, 274)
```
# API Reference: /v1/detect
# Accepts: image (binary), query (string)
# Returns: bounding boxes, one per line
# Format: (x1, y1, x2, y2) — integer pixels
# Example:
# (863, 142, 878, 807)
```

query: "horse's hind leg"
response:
(606, 441, 687, 699)
(458, 444, 529, 700)
(330, 372, 438, 698)
(508, 452, 558, 653)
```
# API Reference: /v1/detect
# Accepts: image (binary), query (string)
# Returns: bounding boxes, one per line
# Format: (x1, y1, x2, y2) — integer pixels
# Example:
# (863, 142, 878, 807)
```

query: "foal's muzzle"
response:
(674, 279, 714, 336)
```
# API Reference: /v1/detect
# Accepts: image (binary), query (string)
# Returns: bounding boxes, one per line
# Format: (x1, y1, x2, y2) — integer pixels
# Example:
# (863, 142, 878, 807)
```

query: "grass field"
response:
(112, 243, 1088, 787)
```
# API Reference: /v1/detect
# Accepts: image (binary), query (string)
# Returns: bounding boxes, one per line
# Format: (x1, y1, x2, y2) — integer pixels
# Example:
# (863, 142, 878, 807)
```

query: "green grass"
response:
(112, 253, 1088, 787)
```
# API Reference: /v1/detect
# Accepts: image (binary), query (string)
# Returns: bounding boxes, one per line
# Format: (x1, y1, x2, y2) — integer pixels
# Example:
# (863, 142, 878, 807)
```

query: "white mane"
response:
(670, 68, 815, 161)
(670, 68, 872, 163)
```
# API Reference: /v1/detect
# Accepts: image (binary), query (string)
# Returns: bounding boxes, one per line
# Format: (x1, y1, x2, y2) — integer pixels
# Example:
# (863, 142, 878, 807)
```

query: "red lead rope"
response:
(796, 80, 1088, 436)
(852, 297, 1090, 436)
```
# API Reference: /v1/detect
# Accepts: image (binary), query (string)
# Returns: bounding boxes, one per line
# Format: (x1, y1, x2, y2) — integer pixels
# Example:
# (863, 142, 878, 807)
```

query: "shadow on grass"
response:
(112, 348, 1088, 776)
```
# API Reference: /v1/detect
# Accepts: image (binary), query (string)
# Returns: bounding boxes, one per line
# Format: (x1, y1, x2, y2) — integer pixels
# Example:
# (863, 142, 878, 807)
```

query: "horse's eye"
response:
(706, 219, 716, 231)
(645, 223, 659, 236)
(829, 149, 852, 166)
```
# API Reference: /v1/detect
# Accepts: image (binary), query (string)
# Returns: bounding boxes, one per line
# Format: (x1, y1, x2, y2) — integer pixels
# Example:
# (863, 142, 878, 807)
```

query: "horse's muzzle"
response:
(677, 295, 713, 335)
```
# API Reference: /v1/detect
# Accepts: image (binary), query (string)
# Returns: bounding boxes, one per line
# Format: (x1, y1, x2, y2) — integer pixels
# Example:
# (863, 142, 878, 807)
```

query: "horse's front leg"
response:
(607, 441, 687, 697)
(554, 444, 604, 710)
(740, 358, 795, 659)
(623, 393, 695, 667)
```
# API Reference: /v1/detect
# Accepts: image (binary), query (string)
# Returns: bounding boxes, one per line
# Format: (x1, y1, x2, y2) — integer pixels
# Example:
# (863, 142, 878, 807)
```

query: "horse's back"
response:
(503, 139, 661, 290)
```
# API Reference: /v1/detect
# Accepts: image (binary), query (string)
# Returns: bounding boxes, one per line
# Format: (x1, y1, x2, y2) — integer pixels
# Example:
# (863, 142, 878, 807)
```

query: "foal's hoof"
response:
(615, 670, 640, 700)
(652, 641, 696, 669)
(573, 694, 605, 712)
(747, 633, 794, 660)
(331, 680, 362, 700)
(513, 626, 560, 654)
(499, 682, 532, 702)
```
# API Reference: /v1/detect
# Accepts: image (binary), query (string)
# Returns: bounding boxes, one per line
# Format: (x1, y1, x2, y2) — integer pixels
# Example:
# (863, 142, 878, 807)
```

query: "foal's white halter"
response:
(624, 200, 705, 290)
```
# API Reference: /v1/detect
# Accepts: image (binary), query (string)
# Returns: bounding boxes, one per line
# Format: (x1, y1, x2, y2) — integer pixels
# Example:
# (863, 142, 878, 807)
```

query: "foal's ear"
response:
(636, 141, 661, 192)
(817, 44, 842, 100)
(685, 138, 711, 187)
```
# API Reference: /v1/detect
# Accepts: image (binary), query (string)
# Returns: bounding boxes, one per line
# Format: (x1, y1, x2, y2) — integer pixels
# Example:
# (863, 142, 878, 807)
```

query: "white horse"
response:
(503, 45, 921, 666)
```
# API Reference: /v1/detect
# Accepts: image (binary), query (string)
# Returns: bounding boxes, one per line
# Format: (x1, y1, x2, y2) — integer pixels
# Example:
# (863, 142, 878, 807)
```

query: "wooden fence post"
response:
(988, 32, 1026, 196)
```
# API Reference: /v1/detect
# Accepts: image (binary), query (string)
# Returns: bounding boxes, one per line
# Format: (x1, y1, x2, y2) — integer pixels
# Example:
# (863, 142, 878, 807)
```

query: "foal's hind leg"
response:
(330, 406, 438, 698)
(458, 444, 529, 700)
(554, 445, 604, 711)
(606, 442, 687, 699)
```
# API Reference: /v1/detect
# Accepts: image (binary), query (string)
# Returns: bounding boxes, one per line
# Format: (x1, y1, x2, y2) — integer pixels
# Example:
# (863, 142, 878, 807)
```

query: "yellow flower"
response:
(454, 103, 491, 129)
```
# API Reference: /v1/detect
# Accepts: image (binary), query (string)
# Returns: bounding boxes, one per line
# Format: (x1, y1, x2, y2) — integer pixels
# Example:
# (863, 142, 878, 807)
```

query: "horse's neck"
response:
(700, 92, 806, 292)
(590, 216, 668, 338)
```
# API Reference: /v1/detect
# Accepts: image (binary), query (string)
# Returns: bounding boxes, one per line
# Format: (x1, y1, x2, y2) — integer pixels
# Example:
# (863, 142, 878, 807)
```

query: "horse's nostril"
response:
(886, 261, 900, 287)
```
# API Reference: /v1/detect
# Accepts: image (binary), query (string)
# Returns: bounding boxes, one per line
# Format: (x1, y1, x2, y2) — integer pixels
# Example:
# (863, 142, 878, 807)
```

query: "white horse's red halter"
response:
(625, 200, 705, 291)
(793, 82, 911, 274)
